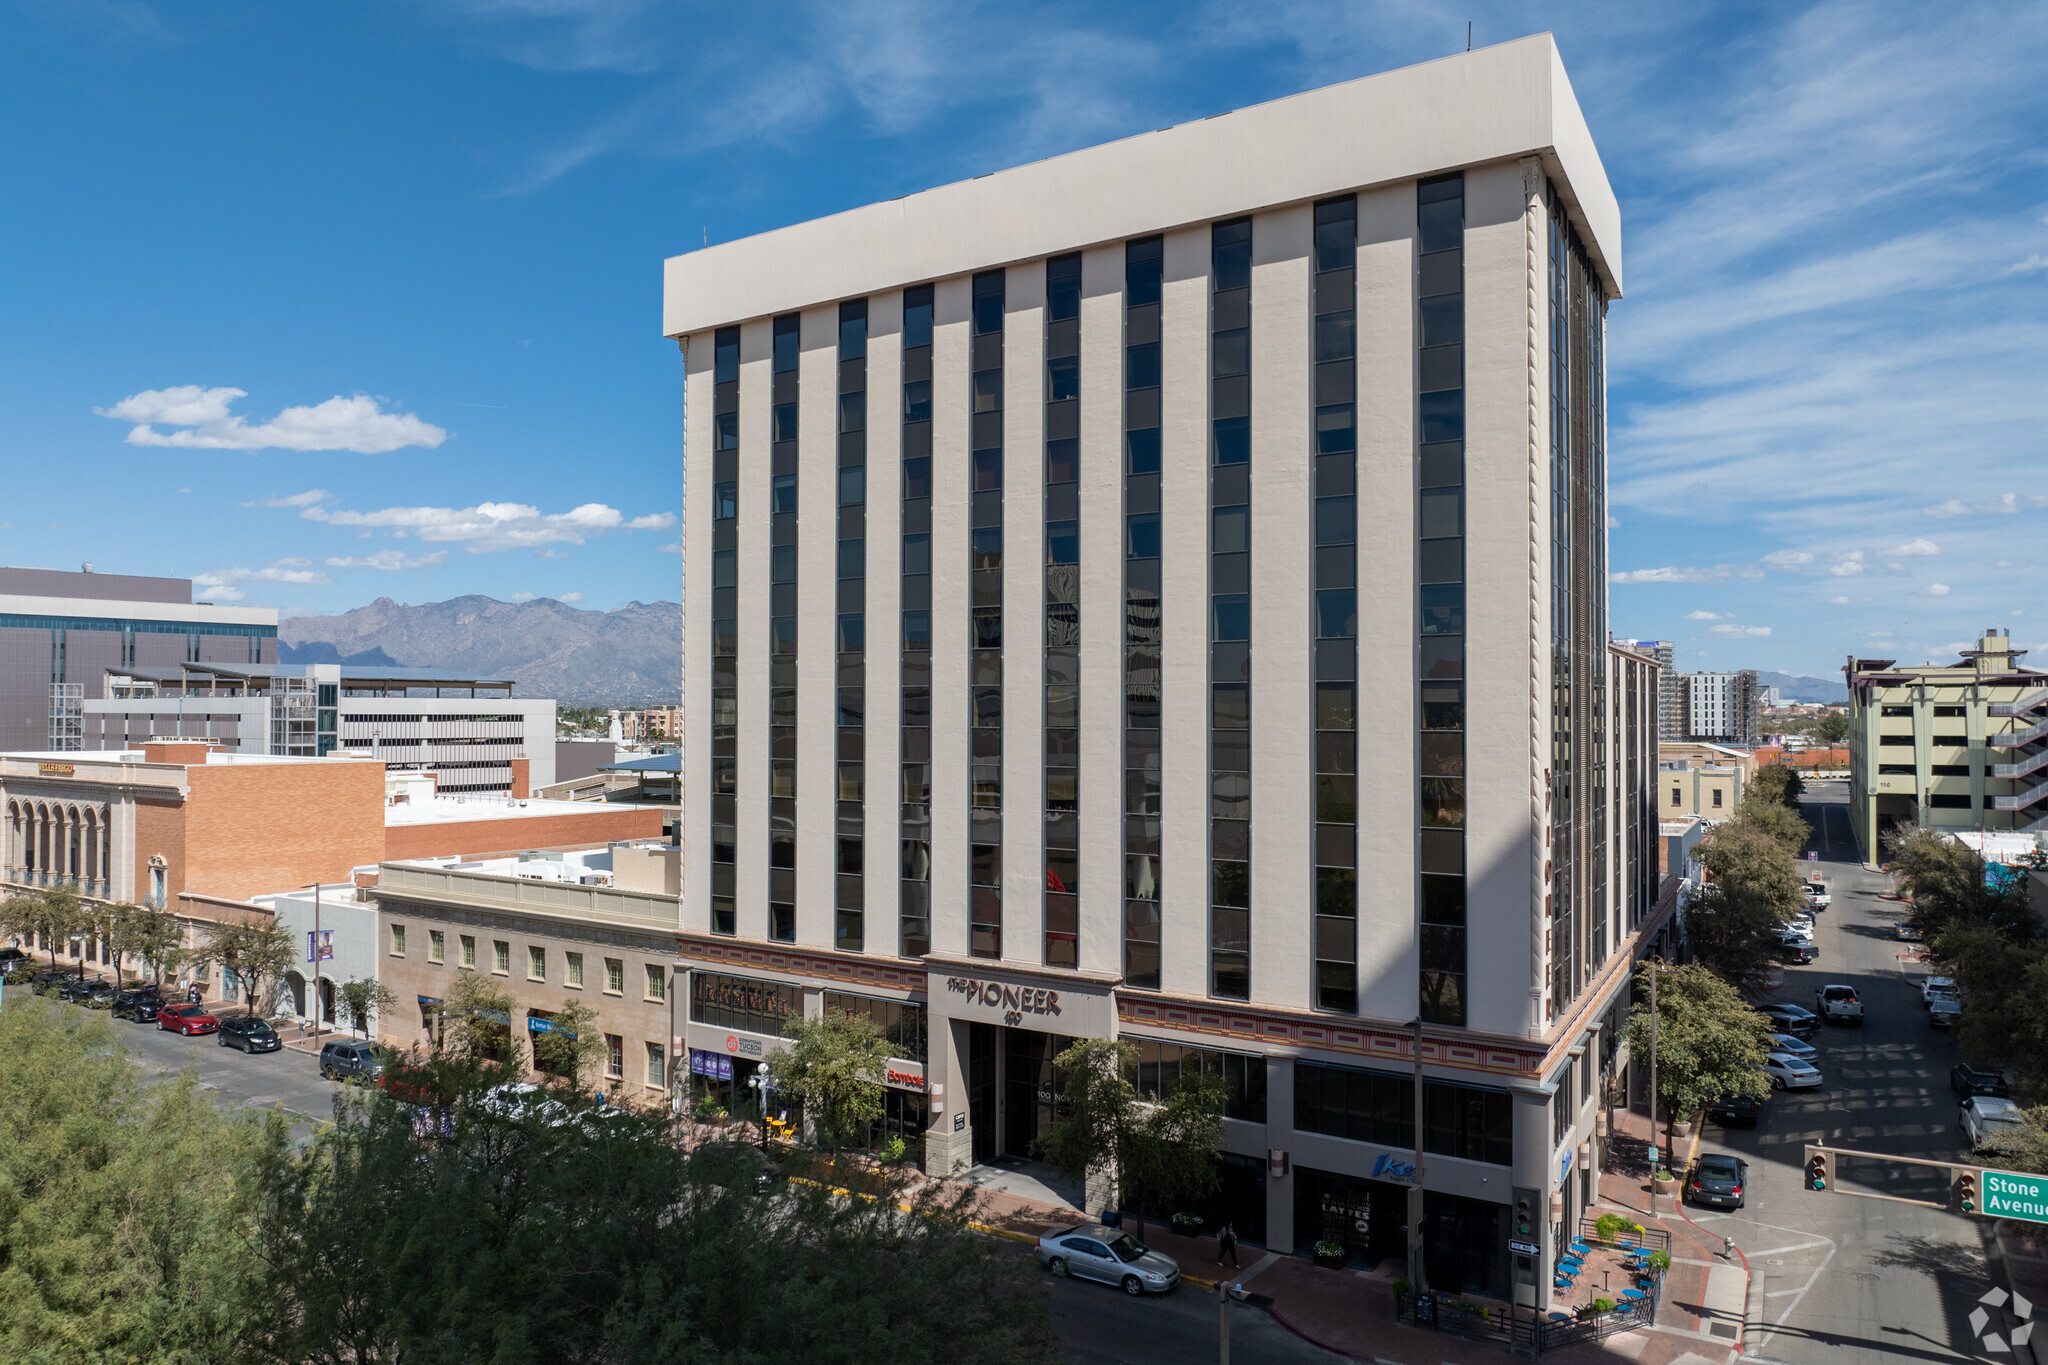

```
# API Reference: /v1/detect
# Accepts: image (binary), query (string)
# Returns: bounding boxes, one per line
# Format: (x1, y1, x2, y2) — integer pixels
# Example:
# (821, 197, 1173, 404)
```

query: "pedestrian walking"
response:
(187, 981, 201, 1005)
(1216, 1220, 1240, 1268)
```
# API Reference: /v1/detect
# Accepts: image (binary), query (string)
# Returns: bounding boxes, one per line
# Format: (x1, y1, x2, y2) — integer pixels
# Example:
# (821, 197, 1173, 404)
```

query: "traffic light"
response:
(1805, 1146, 1830, 1192)
(1955, 1169, 1979, 1214)
(1515, 1194, 1535, 1238)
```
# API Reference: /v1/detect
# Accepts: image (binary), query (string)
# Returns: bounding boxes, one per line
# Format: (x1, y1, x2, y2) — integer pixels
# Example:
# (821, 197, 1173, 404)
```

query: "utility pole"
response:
(302, 882, 325, 1039)
(1218, 1280, 1230, 1365)
(1410, 1015, 1428, 1292)
(1648, 964, 1660, 1169)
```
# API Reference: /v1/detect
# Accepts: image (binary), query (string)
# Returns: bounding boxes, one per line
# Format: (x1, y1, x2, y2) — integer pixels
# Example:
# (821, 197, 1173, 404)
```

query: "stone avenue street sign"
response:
(1982, 1171, 2048, 1224)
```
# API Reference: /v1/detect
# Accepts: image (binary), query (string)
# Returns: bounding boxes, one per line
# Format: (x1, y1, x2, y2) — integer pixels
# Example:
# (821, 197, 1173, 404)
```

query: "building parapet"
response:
(368, 860, 681, 934)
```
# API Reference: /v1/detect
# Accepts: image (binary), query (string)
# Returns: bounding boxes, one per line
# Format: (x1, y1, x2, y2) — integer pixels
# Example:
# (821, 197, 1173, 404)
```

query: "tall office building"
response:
(1674, 668, 1759, 747)
(668, 37, 1658, 1302)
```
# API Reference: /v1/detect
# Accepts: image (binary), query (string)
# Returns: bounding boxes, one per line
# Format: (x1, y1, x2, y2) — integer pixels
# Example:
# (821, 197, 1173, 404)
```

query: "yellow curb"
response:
(1684, 1111, 1705, 1173)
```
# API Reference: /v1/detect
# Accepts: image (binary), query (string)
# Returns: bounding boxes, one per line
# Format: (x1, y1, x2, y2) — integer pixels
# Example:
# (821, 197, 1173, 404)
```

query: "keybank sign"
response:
(1983, 1171, 2048, 1225)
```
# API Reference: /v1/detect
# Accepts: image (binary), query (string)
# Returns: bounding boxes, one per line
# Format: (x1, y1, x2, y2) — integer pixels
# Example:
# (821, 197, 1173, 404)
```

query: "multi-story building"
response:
(1618, 639, 1680, 740)
(1680, 670, 1760, 747)
(666, 37, 1660, 1303)
(84, 661, 557, 792)
(1846, 629, 2048, 857)
(0, 565, 277, 753)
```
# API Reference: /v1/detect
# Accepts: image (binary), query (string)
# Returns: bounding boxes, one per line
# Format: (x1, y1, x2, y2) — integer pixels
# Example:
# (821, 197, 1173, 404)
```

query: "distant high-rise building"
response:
(1675, 669, 1760, 747)
(1620, 639, 1680, 739)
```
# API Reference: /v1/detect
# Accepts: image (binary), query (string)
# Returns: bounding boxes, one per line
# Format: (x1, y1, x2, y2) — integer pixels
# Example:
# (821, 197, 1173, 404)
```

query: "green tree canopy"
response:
(1747, 762, 1805, 811)
(1889, 824, 2036, 941)
(529, 998, 605, 1086)
(776, 1009, 893, 1152)
(336, 976, 399, 1040)
(117, 902, 185, 987)
(1814, 711, 1849, 746)
(1624, 962, 1773, 1156)
(1039, 1038, 1223, 1230)
(1687, 817, 1807, 990)
(437, 971, 523, 1070)
(199, 917, 298, 1015)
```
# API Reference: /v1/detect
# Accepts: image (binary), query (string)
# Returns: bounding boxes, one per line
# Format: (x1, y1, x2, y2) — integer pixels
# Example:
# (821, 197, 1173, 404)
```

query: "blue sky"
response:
(2, 1, 2043, 678)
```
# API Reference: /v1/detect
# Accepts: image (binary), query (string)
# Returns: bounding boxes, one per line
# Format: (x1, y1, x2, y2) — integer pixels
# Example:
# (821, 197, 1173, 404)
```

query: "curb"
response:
(1266, 1305, 1375, 1363)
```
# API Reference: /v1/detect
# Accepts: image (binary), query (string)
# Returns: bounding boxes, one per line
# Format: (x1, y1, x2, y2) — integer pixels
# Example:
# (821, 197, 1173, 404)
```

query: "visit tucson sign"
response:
(1981, 1171, 2048, 1225)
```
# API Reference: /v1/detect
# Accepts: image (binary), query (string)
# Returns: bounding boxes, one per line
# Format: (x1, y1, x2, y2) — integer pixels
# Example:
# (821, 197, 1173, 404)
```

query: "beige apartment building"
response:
(1655, 742, 1748, 822)
(1846, 629, 2048, 859)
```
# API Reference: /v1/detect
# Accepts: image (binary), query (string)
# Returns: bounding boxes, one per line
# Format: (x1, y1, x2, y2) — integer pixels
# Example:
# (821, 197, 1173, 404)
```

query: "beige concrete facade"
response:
(1846, 629, 2048, 859)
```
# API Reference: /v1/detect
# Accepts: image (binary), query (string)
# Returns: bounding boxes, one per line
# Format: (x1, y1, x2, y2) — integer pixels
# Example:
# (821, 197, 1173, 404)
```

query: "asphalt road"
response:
(4, 984, 345, 1139)
(1047, 1273, 1347, 1365)
(1685, 780, 2009, 1364)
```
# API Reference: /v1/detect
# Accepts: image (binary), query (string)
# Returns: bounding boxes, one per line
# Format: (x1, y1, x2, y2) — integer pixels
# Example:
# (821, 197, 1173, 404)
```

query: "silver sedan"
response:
(1036, 1224, 1182, 1295)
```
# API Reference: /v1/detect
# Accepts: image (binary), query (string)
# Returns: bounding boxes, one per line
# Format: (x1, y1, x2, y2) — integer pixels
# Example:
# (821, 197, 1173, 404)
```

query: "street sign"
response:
(1981, 1171, 2048, 1224)
(1807, 851, 1818, 861)
(1510, 1239, 1540, 1256)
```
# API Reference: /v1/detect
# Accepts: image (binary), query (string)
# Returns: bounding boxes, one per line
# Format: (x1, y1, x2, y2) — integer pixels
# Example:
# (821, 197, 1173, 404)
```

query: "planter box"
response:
(1315, 1252, 1346, 1270)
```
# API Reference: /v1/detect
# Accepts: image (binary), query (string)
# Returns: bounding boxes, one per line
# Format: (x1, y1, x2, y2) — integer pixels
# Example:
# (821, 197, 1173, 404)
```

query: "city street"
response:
(1685, 780, 2009, 1364)
(1049, 1276, 1343, 1365)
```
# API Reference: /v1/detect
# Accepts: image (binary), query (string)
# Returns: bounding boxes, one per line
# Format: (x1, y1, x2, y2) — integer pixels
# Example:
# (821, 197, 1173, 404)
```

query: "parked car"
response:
(1708, 1094, 1765, 1126)
(1036, 1224, 1182, 1295)
(29, 970, 71, 996)
(1952, 1065, 2011, 1098)
(1758, 1003, 1820, 1038)
(0, 946, 32, 974)
(1895, 922, 1925, 942)
(1773, 934, 1818, 964)
(1815, 984, 1864, 1025)
(58, 976, 112, 1005)
(1805, 881, 1831, 910)
(319, 1039, 383, 1083)
(218, 1015, 283, 1054)
(158, 1003, 219, 1036)
(1687, 1152, 1749, 1208)
(1922, 977, 1957, 1005)
(1780, 917, 1816, 941)
(1929, 997, 1962, 1029)
(111, 990, 164, 1023)
(1769, 1032, 1818, 1060)
(1764, 1052, 1824, 1090)
(1961, 1096, 2027, 1151)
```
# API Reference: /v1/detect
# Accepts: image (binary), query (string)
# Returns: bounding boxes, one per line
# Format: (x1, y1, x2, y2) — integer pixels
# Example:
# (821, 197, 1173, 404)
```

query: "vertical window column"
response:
(1311, 196, 1358, 1012)
(769, 313, 801, 944)
(899, 285, 935, 959)
(1417, 173, 1467, 1025)
(837, 300, 869, 952)
(1122, 238, 1164, 991)
(709, 326, 740, 936)
(968, 270, 1006, 961)
(1209, 219, 1252, 1002)
(1043, 254, 1082, 969)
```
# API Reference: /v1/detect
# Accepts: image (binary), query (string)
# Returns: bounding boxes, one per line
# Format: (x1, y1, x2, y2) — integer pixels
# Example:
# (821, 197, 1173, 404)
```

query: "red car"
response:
(159, 1003, 219, 1036)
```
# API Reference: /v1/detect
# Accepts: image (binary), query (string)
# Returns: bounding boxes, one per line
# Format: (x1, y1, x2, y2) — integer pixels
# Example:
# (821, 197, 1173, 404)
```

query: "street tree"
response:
(1747, 762, 1805, 810)
(1815, 711, 1849, 747)
(438, 971, 523, 1069)
(1040, 1038, 1224, 1232)
(0, 893, 42, 963)
(776, 1008, 892, 1152)
(1624, 962, 1772, 1158)
(200, 917, 298, 1015)
(121, 901, 186, 987)
(92, 899, 141, 987)
(30, 886, 89, 974)
(1125, 1070, 1225, 1222)
(529, 998, 605, 1085)
(1732, 788, 1811, 856)
(1889, 824, 2035, 941)
(245, 1058, 1057, 1365)
(336, 976, 399, 1039)
(1686, 817, 1807, 991)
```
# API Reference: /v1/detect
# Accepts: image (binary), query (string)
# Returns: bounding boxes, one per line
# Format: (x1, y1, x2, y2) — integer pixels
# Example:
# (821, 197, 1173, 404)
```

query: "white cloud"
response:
(1923, 582, 1952, 596)
(323, 550, 450, 571)
(1760, 550, 1814, 568)
(559, 592, 585, 604)
(656, 540, 684, 555)
(1609, 564, 1765, 585)
(192, 560, 333, 599)
(1885, 537, 1940, 556)
(2010, 254, 2048, 275)
(1709, 624, 1773, 638)
(292, 500, 672, 552)
(1606, 514, 1621, 529)
(510, 592, 538, 602)
(1923, 492, 2047, 517)
(97, 387, 446, 453)
(245, 489, 330, 508)
(1682, 610, 1722, 621)
(1829, 551, 1866, 577)
(1829, 596, 1850, 604)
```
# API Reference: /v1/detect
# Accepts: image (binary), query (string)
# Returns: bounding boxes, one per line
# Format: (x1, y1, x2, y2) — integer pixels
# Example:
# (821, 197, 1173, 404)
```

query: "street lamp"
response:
(301, 882, 325, 1039)
(747, 1066, 777, 1154)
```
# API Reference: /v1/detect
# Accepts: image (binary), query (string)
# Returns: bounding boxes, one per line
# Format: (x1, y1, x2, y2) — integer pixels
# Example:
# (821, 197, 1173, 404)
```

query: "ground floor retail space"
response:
(1291, 1167, 1507, 1298)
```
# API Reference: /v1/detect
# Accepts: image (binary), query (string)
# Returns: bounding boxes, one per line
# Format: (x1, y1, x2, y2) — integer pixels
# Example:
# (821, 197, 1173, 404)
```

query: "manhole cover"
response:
(1711, 1323, 1739, 1339)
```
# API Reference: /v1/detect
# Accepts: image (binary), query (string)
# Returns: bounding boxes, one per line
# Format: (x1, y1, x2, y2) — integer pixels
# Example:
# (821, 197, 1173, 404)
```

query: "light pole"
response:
(748, 1066, 778, 1155)
(301, 882, 324, 1039)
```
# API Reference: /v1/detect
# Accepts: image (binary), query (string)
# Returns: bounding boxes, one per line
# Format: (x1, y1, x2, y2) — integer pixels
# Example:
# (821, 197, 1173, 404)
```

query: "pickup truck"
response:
(1815, 984, 1864, 1025)
(1804, 881, 1831, 910)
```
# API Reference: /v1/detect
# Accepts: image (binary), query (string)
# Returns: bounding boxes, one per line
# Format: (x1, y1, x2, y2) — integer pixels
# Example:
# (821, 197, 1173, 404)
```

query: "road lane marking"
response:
(1750, 1240, 1834, 1257)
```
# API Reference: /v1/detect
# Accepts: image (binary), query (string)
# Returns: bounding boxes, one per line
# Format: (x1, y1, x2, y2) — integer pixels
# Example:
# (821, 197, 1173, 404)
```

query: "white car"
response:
(1769, 1032, 1817, 1060)
(1780, 919, 1815, 941)
(1961, 1096, 2026, 1151)
(1922, 977, 1957, 1004)
(1805, 882, 1831, 909)
(1815, 984, 1864, 1025)
(1764, 1053, 1824, 1090)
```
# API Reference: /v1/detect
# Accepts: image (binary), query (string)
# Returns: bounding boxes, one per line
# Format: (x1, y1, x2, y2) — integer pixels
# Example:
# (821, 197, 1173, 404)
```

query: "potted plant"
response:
(1595, 1211, 1628, 1244)
(1314, 1239, 1346, 1269)
(1647, 1249, 1672, 1275)
(1172, 1211, 1204, 1233)
(1392, 1276, 1412, 1300)
(1593, 1296, 1617, 1315)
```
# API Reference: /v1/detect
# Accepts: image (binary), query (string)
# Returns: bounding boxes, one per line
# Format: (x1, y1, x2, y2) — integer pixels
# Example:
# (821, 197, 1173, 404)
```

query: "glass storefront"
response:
(1293, 1167, 1406, 1269)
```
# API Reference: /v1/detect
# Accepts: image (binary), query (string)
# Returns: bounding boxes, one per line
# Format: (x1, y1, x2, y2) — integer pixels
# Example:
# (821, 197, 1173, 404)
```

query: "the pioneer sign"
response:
(947, 976, 1062, 1026)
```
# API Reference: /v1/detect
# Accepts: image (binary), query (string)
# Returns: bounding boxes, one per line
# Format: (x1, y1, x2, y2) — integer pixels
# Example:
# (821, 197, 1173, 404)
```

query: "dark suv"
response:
(112, 989, 165, 1022)
(319, 1040, 383, 1082)
(60, 977, 115, 1007)
(219, 1016, 284, 1054)
(1952, 1065, 2011, 1099)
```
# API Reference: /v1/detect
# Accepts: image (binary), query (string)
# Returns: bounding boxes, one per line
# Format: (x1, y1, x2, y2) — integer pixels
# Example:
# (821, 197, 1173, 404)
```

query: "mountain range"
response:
(279, 597, 680, 704)
(1755, 670, 1848, 705)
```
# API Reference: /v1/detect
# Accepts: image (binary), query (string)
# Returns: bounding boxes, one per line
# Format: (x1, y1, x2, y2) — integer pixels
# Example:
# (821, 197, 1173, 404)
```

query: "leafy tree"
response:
(244, 1056, 1057, 1365)
(121, 901, 186, 988)
(1814, 711, 1848, 746)
(336, 976, 399, 1039)
(92, 899, 141, 987)
(200, 917, 298, 1015)
(529, 998, 605, 1085)
(1747, 762, 1805, 811)
(1889, 824, 2035, 941)
(437, 971, 523, 1069)
(1686, 818, 1806, 991)
(1625, 962, 1773, 1161)
(1039, 1038, 1223, 1233)
(17, 886, 90, 974)
(0, 893, 41, 963)
(776, 1009, 893, 1153)
(0, 996, 286, 1362)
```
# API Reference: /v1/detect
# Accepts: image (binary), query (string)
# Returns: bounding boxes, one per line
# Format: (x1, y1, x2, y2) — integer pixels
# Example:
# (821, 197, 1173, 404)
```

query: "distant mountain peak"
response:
(279, 596, 680, 704)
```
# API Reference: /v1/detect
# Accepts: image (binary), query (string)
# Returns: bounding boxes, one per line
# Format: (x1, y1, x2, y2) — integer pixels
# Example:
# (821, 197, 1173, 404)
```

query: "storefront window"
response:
(1130, 1038, 1266, 1122)
(1296, 1061, 1512, 1167)
(821, 990, 928, 1062)
(691, 971, 801, 1037)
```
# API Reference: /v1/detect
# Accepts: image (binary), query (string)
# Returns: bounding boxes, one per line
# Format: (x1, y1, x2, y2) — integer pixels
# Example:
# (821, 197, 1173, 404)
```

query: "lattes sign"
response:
(947, 975, 1062, 1027)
